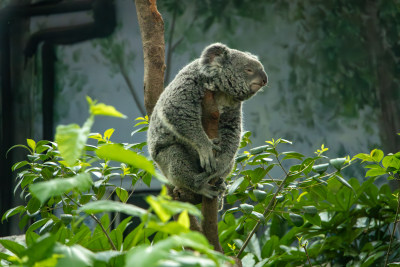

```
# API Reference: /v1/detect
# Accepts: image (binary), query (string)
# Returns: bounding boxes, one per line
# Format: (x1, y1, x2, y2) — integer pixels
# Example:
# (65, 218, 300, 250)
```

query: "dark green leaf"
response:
(289, 213, 304, 227)
(228, 177, 244, 195)
(2, 205, 26, 222)
(240, 204, 254, 214)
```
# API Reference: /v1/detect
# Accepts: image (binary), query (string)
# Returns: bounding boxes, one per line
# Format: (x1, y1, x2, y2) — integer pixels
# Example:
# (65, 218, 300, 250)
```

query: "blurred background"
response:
(1, 0, 399, 236)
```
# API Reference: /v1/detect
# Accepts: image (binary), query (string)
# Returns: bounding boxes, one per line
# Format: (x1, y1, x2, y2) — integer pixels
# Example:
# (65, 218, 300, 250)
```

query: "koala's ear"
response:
(200, 43, 230, 76)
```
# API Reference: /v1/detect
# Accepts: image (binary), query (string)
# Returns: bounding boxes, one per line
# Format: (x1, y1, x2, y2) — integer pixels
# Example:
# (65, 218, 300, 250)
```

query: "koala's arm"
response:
(158, 87, 219, 172)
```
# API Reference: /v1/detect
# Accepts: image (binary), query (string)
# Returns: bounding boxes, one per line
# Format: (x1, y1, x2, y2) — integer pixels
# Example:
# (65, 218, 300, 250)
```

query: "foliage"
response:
(219, 133, 400, 266)
(1, 98, 231, 267)
(2, 98, 400, 266)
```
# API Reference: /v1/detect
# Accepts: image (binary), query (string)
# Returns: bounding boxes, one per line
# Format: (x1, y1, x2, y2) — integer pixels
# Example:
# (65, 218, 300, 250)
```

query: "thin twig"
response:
(302, 242, 313, 267)
(64, 193, 117, 250)
(384, 192, 400, 266)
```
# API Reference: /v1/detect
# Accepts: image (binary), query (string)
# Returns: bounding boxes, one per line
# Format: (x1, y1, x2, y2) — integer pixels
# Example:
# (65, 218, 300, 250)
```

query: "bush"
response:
(1, 98, 399, 266)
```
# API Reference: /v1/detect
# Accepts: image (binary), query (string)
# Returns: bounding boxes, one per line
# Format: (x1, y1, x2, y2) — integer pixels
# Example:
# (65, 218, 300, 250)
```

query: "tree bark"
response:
(201, 90, 223, 253)
(364, 0, 400, 153)
(135, 0, 165, 118)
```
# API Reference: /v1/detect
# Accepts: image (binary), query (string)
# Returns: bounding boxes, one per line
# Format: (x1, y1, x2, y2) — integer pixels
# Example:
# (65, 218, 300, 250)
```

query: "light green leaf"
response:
(90, 103, 127, 118)
(104, 128, 115, 140)
(371, 149, 384, 162)
(55, 117, 93, 166)
(30, 173, 93, 204)
(116, 187, 129, 202)
(27, 139, 36, 152)
(96, 144, 155, 174)
(78, 200, 146, 217)
(147, 196, 171, 222)
(0, 239, 26, 257)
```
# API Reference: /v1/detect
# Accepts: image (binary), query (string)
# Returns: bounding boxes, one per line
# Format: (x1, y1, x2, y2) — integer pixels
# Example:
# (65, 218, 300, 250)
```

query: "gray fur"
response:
(148, 43, 268, 198)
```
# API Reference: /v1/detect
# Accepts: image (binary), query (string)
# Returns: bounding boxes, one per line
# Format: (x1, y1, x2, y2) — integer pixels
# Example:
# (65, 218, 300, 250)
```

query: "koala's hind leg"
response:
(155, 144, 219, 198)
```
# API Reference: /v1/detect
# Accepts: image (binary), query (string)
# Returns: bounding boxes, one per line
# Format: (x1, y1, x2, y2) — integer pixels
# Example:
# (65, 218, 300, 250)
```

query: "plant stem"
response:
(303, 244, 313, 267)
(237, 154, 290, 258)
(64, 194, 117, 250)
(384, 192, 400, 266)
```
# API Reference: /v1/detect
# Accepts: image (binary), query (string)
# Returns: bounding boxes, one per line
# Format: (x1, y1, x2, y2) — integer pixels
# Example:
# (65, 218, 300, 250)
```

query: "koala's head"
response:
(199, 43, 268, 101)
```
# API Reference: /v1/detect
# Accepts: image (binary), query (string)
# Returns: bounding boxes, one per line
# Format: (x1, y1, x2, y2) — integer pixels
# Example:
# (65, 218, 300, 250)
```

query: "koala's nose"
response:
(262, 72, 268, 86)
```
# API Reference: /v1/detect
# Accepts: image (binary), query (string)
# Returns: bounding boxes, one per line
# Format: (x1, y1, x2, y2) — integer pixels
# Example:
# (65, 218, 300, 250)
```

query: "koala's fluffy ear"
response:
(200, 43, 230, 77)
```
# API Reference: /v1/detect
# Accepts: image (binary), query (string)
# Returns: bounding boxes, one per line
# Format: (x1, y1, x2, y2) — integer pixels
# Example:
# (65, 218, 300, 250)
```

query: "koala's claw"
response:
(199, 183, 220, 199)
(199, 148, 217, 173)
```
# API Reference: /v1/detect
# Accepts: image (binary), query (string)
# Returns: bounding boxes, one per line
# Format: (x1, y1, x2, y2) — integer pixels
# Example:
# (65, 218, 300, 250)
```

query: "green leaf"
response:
(6, 144, 31, 157)
(12, 161, 29, 171)
(55, 117, 93, 166)
(53, 243, 95, 267)
(312, 163, 329, 174)
(24, 233, 57, 264)
(0, 239, 26, 257)
(353, 153, 372, 162)
(77, 200, 146, 217)
(27, 197, 41, 215)
(116, 187, 129, 202)
(335, 174, 356, 194)
(88, 97, 127, 118)
(240, 204, 254, 214)
(96, 144, 154, 174)
(27, 139, 36, 152)
(282, 151, 304, 160)
(104, 128, 115, 140)
(261, 235, 279, 258)
(253, 190, 268, 202)
(249, 145, 269, 155)
(125, 232, 228, 267)
(365, 165, 387, 177)
(304, 213, 321, 226)
(303, 206, 317, 214)
(2, 205, 26, 222)
(371, 149, 384, 162)
(242, 168, 268, 183)
(250, 211, 265, 223)
(30, 173, 93, 204)
(329, 158, 346, 170)
(228, 177, 244, 195)
(142, 172, 152, 187)
(289, 213, 304, 227)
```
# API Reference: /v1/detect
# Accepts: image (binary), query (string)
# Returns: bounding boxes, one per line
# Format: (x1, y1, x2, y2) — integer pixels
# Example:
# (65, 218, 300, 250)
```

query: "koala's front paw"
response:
(198, 183, 220, 199)
(214, 178, 227, 193)
(199, 145, 218, 173)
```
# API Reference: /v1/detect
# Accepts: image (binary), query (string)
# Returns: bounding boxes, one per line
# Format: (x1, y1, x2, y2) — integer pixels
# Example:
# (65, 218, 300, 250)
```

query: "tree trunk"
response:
(364, 0, 400, 154)
(135, 0, 165, 118)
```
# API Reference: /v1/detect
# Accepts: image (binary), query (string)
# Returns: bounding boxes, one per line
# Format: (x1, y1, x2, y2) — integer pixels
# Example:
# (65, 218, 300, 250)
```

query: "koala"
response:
(147, 43, 267, 198)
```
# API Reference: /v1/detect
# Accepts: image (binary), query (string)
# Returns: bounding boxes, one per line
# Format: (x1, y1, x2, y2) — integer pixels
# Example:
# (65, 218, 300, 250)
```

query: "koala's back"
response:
(147, 59, 204, 159)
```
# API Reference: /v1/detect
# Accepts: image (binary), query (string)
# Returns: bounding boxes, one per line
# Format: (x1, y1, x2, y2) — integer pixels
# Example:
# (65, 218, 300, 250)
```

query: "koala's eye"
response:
(245, 68, 254, 74)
